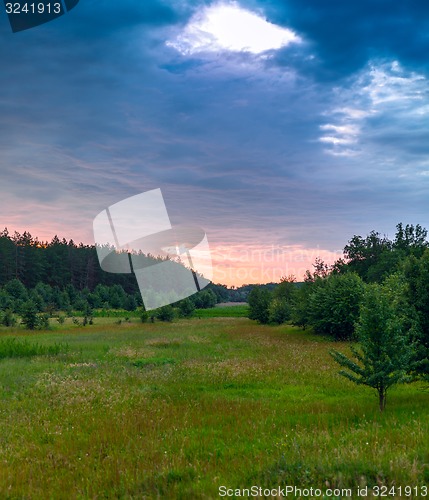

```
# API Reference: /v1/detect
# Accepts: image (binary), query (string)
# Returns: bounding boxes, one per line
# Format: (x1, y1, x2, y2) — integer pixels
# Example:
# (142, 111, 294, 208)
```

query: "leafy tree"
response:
(290, 282, 312, 330)
(401, 249, 429, 378)
(268, 298, 290, 324)
(194, 289, 217, 309)
(343, 231, 392, 281)
(330, 284, 414, 411)
(248, 287, 271, 324)
(267, 275, 298, 324)
(307, 272, 365, 340)
(304, 258, 331, 282)
(394, 223, 428, 256)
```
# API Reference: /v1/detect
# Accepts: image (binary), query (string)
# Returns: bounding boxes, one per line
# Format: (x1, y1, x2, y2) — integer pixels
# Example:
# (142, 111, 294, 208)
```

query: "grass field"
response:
(0, 316, 428, 499)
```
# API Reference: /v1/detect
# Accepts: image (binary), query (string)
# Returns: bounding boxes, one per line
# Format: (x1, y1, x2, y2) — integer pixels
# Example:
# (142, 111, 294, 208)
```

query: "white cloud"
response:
(319, 60, 429, 156)
(362, 62, 425, 106)
(167, 1, 300, 56)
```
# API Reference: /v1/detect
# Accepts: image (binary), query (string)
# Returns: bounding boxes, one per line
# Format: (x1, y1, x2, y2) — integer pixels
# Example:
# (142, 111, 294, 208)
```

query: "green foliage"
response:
(268, 298, 290, 324)
(37, 313, 50, 330)
(330, 284, 414, 411)
(5, 278, 28, 301)
(193, 289, 217, 309)
(82, 304, 94, 326)
(0, 309, 17, 327)
(340, 223, 429, 283)
(57, 314, 66, 325)
(290, 282, 312, 329)
(124, 294, 137, 311)
(20, 300, 39, 330)
(194, 305, 249, 318)
(394, 223, 428, 256)
(273, 275, 297, 301)
(248, 287, 271, 324)
(267, 275, 297, 324)
(308, 272, 365, 340)
(138, 307, 149, 323)
(0, 337, 67, 359)
(401, 249, 429, 378)
(343, 231, 392, 281)
(156, 305, 175, 322)
(178, 298, 195, 318)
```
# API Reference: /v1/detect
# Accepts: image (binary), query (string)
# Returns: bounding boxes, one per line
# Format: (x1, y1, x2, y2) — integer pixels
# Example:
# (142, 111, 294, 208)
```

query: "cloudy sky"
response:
(1, 0, 429, 285)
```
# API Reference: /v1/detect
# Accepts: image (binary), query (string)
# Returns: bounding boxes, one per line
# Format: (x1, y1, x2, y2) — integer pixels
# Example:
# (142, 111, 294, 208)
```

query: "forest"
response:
(0, 227, 248, 323)
(248, 223, 429, 410)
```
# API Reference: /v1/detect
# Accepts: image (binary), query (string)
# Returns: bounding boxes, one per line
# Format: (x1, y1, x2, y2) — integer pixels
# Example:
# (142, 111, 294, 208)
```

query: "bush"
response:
(139, 308, 149, 323)
(178, 298, 195, 318)
(156, 305, 175, 322)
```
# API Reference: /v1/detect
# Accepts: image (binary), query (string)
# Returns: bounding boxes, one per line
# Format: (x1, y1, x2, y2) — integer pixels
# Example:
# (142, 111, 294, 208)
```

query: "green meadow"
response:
(0, 314, 428, 499)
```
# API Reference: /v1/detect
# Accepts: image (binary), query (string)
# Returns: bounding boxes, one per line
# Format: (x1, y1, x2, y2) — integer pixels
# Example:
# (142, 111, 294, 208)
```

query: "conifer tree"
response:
(330, 283, 414, 411)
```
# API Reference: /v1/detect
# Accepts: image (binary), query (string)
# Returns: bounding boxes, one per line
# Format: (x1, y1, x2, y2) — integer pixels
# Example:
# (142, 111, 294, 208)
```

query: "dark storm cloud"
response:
(256, 0, 429, 79)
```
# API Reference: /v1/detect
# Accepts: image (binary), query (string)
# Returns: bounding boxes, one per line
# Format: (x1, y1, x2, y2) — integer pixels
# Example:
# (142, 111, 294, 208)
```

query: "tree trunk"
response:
(378, 389, 386, 412)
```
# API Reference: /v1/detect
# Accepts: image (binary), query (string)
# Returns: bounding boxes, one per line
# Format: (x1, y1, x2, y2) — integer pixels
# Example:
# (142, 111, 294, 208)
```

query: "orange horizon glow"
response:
(1, 224, 344, 287)
(210, 243, 344, 287)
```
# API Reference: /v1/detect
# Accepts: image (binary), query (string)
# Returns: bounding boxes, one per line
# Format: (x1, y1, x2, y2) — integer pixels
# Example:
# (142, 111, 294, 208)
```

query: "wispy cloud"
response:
(319, 60, 429, 156)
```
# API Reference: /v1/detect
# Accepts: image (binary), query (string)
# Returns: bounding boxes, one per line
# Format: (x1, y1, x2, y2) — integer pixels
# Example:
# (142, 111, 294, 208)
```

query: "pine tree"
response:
(21, 300, 39, 330)
(330, 283, 414, 411)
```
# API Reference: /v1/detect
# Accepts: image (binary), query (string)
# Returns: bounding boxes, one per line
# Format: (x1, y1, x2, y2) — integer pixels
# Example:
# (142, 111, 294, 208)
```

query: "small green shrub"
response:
(140, 309, 149, 323)
(156, 305, 175, 322)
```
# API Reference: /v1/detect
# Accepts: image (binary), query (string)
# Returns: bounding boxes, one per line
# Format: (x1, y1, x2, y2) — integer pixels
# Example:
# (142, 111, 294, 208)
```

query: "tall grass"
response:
(0, 337, 68, 359)
(0, 318, 427, 498)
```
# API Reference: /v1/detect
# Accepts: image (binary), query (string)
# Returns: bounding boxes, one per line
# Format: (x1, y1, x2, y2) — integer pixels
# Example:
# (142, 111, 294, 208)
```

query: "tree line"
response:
(0, 228, 251, 328)
(248, 223, 429, 410)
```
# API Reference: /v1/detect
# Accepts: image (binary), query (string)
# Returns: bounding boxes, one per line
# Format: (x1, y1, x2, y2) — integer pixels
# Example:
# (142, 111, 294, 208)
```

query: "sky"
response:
(1, 0, 429, 285)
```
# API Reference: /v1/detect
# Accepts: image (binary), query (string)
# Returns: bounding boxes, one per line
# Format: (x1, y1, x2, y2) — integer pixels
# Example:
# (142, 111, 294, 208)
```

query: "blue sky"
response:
(1, 1, 429, 284)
